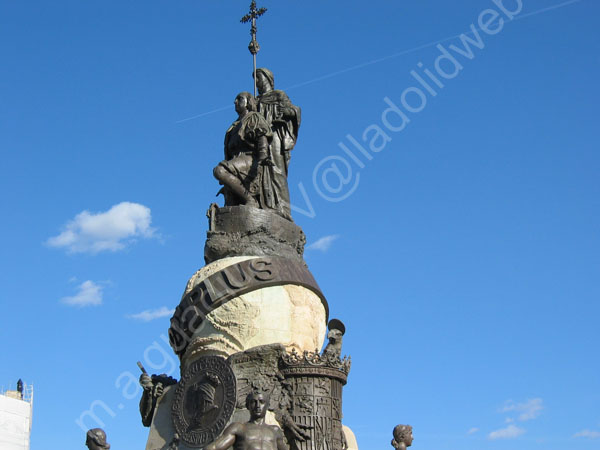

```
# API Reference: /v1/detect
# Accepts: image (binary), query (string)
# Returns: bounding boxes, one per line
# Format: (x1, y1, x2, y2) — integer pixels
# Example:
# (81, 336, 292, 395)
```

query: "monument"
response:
(137, 2, 398, 449)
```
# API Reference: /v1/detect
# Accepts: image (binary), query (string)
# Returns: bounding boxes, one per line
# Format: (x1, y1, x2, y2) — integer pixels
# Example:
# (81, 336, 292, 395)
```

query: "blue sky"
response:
(1, 0, 599, 449)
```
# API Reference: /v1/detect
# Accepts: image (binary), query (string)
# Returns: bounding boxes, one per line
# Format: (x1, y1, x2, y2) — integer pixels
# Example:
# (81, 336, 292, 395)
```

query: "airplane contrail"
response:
(175, 0, 584, 124)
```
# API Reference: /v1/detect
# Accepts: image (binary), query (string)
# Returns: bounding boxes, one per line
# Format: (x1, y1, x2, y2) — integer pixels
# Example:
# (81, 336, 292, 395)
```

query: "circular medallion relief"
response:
(172, 356, 237, 448)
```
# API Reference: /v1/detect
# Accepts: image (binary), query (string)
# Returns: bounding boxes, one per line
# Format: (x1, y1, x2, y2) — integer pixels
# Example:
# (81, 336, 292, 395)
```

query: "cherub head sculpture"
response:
(391, 424, 413, 450)
(85, 428, 110, 450)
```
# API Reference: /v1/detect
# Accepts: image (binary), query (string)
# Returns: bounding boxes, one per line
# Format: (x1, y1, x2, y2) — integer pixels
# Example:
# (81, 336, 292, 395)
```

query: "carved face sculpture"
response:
(235, 94, 248, 115)
(327, 328, 343, 344)
(246, 392, 268, 420)
(85, 436, 96, 450)
(85, 428, 110, 450)
(256, 72, 272, 95)
(392, 425, 413, 448)
(405, 431, 413, 446)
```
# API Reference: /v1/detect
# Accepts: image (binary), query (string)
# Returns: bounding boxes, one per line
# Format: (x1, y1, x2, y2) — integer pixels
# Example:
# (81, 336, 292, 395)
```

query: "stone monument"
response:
(139, 3, 360, 449)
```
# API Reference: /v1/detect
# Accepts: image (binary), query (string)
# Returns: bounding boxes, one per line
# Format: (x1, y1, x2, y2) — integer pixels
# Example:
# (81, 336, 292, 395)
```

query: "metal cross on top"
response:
(240, 0, 268, 96)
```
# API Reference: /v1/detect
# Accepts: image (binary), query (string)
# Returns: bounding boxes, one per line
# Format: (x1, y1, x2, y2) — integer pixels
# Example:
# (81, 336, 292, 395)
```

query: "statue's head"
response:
(392, 425, 413, 448)
(245, 391, 269, 420)
(327, 319, 346, 344)
(85, 428, 110, 450)
(235, 92, 257, 115)
(254, 68, 274, 95)
(194, 373, 221, 412)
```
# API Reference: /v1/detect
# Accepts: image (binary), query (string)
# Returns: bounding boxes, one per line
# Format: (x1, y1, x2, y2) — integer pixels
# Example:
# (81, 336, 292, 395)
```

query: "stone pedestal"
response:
(205, 205, 306, 265)
(143, 207, 357, 450)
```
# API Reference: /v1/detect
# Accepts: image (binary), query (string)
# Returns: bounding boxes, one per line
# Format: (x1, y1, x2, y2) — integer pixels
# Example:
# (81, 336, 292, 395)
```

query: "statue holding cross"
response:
(213, 2, 301, 221)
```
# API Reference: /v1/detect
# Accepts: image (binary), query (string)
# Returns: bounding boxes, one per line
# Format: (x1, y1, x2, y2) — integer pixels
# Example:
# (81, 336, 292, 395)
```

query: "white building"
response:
(0, 382, 33, 450)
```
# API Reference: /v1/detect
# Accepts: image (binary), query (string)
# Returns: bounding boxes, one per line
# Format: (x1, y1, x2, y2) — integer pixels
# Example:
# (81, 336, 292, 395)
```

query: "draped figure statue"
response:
(214, 91, 292, 220)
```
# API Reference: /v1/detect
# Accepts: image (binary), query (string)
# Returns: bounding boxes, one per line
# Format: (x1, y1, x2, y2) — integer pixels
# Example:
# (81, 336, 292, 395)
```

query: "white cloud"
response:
(467, 428, 479, 435)
(306, 234, 339, 252)
(501, 398, 543, 421)
(488, 424, 526, 440)
(60, 280, 103, 307)
(127, 306, 174, 322)
(47, 202, 156, 254)
(574, 430, 600, 439)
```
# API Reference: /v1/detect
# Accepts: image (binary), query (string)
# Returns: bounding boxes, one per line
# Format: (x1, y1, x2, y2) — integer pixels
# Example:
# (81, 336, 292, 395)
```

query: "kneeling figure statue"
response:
(214, 91, 291, 221)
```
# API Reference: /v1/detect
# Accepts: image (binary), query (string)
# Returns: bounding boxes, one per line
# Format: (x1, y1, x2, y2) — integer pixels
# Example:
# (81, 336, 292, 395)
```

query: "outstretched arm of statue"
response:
(205, 423, 241, 450)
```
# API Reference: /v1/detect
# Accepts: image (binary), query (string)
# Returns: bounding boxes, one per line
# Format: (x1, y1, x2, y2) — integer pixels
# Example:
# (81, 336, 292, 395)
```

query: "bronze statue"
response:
(85, 428, 110, 450)
(255, 68, 301, 173)
(138, 362, 177, 427)
(391, 425, 413, 450)
(322, 319, 346, 360)
(206, 391, 288, 450)
(236, 4, 298, 221)
(187, 373, 221, 431)
(256, 67, 300, 220)
(214, 92, 271, 207)
(214, 91, 294, 221)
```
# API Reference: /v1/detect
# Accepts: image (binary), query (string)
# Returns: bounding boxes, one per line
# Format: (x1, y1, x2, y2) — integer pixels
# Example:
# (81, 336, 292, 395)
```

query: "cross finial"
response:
(241, 1, 267, 26)
(240, 1, 268, 96)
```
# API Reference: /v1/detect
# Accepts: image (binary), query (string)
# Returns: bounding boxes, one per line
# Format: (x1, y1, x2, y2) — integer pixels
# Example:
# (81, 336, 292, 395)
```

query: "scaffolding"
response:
(0, 382, 34, 450)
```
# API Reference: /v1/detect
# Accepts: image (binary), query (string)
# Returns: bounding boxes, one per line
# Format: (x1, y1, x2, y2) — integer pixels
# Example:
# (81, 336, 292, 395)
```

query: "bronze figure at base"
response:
(391, 425, 413, 450)
(85, 428, 110, 450)
(206, 391, 288, 450)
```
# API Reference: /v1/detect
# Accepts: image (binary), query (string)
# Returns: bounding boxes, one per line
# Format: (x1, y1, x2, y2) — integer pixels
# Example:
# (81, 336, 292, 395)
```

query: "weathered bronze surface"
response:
(206, 391, 287, 450)
(322, 319, 346, 361)
(255, 67, 301, 220)
(169, 256, 328, 358)
(205, 205, 306, 264)
(212, 67, 300, 225)
(279, 350, 351, 450)
(255, 68, 301, 173)
(228, 344, 312, 445)
(391, 425, 413, 450)
(138, 362, 177, 427)
(213, 92, 274, 211)
(171, 356, 237, 448)
(85, 428, 110, 450)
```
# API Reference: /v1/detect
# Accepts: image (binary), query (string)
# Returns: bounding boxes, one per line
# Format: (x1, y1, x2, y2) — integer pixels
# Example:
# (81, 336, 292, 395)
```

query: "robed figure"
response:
(214, 91, 292, 220)
(255, 68, 301, 218)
